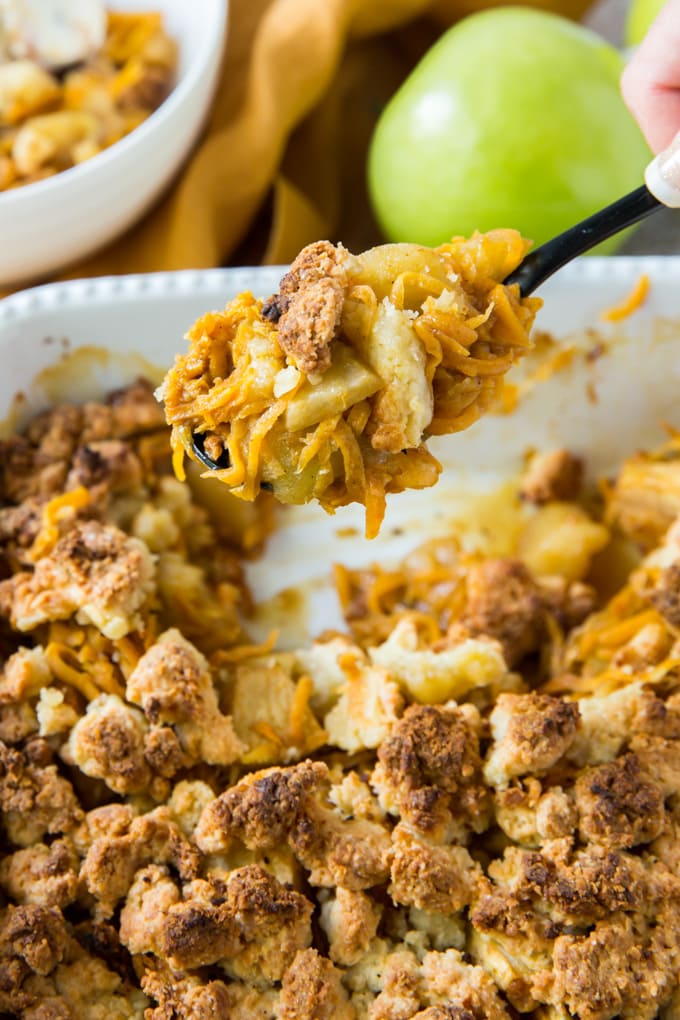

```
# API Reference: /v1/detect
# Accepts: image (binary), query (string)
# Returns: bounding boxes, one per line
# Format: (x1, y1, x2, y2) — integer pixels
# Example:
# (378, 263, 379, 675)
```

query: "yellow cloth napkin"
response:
(63, 0, 439, 280)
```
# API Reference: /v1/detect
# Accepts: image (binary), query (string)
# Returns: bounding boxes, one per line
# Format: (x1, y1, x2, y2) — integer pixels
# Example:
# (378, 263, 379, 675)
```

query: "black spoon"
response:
(191, 431, 273, 490)
(504, 184, 661, 296)
(506, 131, 680, 295)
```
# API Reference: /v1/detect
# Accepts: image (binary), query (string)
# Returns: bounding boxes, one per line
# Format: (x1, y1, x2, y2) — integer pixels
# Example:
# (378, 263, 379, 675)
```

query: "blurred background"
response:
(1, 0, 677, 289)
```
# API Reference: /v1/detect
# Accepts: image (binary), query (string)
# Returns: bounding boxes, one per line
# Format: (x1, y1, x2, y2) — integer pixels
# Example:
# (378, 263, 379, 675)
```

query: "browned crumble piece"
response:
(264, 241, 348, 376)
(123, 864, 313, 982)
(631, 689, 680, 739)
(195, 759, 327, 853)
(119, 865, 181, 958)
(412, 1010, 476, 1020)
(73, 803, 137, 854)
(279, 948, 356, 1020)
(1, 904, 71, 977)
(474, 840, 676, 938)
(66, 694, 152, 796)
(143, 725, 188, 778)
(278, 277, 345, 377)
(368, 948, 422, 1020)
(0, 647, 51, 705)
(536, 787, 578, 841)
(649, 561, 680, 627)
(0, 520, 155, 639)
(460, 558, 547, 666)
(0, 499, 44, 562)
(65, 439, 143, 494)
(630, 732, 680, 798)
(195, 759, 391, 890)
(0, 740, 82, 847)
(520, 449, 584, 504)
(126, 628, 243, 767)
(319, 888, 381, 966)
(25, 406, 84, 462)
(0, 839, 80, 909)
(140, 960, 232, 1020)
(389, 823, 484, 914)
(104, 378, 167, 439)
(0, 435, 67, 504)
(534, 905, 680, 1020)
(266, 240, 347, 319)
(288, 801, 390, 891)
(80, 807, 200, 919)
(484, 692, 580, 788)
(575, 752, 665, 849)
(371, 704, 489, 840)
(0, 701, 38, 744)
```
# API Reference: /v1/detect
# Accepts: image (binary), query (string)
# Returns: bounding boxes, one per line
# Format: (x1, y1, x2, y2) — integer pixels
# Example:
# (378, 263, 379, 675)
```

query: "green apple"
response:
(368, 7, 651, 252)
(625, 0, 666, 45)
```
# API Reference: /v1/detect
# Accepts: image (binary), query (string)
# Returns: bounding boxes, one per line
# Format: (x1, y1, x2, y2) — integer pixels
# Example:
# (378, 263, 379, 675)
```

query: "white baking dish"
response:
(1, 257, 679, 641)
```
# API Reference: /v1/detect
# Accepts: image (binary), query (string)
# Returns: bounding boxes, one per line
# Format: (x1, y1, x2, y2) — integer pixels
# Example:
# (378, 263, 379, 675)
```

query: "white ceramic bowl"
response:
(0, 0, 229, 288)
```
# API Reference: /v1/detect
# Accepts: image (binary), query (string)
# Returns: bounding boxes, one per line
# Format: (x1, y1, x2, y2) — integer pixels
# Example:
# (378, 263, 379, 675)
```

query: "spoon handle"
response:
(506, 129, 680, 297)
(504, 185, 661, 297)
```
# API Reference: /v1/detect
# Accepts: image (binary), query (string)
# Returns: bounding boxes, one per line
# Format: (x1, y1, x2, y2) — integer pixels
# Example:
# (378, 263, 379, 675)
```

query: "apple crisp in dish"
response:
(159, 232, 541, 538)
(1, 376, 680, 1018)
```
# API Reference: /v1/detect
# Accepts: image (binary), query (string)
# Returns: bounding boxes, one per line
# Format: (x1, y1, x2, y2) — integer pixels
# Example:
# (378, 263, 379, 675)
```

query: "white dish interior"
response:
(1, 256, 679, 641)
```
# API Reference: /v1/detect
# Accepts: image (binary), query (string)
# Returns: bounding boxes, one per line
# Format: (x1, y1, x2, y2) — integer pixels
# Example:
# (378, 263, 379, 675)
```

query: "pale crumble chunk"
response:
(126, 628, 243, 767)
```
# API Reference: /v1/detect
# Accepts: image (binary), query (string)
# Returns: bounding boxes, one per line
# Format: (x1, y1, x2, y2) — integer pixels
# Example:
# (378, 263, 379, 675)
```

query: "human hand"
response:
(621, 0, 680, 153)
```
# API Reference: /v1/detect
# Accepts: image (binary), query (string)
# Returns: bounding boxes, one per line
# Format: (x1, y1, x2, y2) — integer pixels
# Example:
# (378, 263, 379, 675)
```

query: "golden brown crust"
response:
(123, 864, 313, 980)
(4, 379, 680, 1017)
(66, 694, 151, 795)
(1, 904, 71, 977)
(520, 449, 584, 505)
(264, 241, 349, 376)
(460, 559, 546, 666)
(80, 807, 200, 919)
(65, 439, 142, 494)
(195, 759, 391, 890)
(279, 948, 356, 1020)
(194, 759, 327, 853)
(535, 906, 680, 1020)
(649, 561, 680, 627)
(143, 725, 188, 779)
(319, 888, 381, 966)
(140, 960, 232, 1020)
(389, 824, 483, 914)
(0, 840, 80, 910)
(575, 753, 665, 849)
(0, 741, 82, 848)
(485, 693, 580, 788)
(372, 705, 489, 839)
(126, 629, 243, 767)
(0, 520, 154, 639)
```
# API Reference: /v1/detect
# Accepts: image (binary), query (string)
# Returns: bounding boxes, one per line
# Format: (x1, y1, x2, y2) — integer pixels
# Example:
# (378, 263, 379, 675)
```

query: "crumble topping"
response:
(0, 380, 679, 1018)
